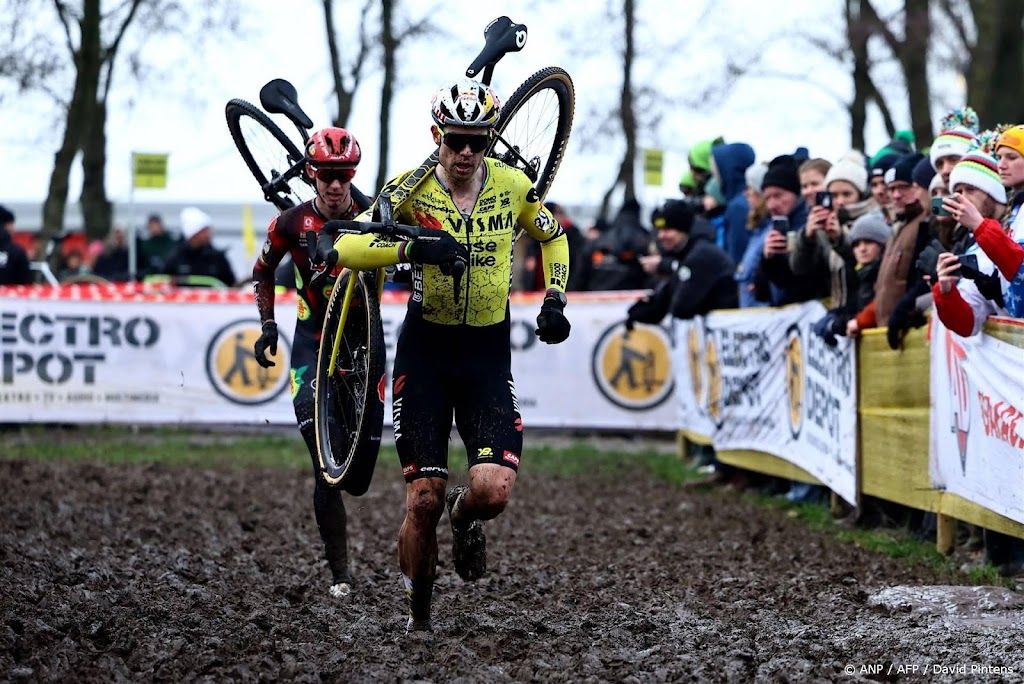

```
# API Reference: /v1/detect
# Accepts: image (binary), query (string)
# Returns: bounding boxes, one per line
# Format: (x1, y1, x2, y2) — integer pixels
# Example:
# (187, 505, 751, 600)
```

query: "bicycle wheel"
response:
(225, 99, 314, 211)
(313, 270, 386, 492)
(490, 67, 575, 202)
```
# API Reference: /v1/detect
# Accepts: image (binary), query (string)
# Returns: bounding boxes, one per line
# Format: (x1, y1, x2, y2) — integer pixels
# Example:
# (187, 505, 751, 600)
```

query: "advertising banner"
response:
(674, 302, 858, 504)
(930, 316, 1024, 524)
(0, 288, 677, 430)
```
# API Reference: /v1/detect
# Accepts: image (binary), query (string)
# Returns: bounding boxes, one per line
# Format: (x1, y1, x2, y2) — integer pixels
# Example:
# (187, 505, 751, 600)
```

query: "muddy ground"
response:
(2, 448, 1023, 682)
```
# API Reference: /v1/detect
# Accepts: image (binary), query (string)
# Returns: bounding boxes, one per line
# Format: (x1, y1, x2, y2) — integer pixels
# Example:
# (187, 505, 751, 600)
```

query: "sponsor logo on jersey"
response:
(206, 319, 290, 405)
(477, 447, 494, 458)
(402, 463, 417, 476)
(502, 450, 520, 466)
(591, 321, 674, 410)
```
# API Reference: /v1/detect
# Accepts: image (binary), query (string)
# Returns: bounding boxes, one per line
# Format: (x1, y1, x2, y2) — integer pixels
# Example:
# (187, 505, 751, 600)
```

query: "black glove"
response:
(406, 233, 469, 273)
(535, 290, 570, 344)
(626, 296, 662, 326)
(314, 230, 339, 271)
(253, 321, 279, 368)
(812, 312, 839, 348)
(886, 296, 926, 350)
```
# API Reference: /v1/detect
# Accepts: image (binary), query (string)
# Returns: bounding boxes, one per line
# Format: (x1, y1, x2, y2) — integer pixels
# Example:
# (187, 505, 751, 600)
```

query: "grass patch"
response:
(0, 425, 315, 471)
(524, 442, 702, 484)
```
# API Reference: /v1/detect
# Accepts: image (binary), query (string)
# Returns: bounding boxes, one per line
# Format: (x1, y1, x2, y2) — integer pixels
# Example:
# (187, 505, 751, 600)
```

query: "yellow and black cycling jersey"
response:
(335, 157, 569, 326)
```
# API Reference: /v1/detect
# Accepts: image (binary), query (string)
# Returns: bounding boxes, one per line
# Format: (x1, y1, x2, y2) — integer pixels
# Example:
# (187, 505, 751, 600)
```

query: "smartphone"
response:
(814, 191, 833, 209)
(958, 253, 980, 279)
(931, 196, 951, 217)
(771, 217, 790, 233)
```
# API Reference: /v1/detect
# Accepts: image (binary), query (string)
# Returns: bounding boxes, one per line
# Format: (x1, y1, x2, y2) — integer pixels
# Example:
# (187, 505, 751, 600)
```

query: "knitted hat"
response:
(869, 130, 916, 167)
(948, 151, 1008, 204)
(762, 155, 801, 195)
(870, 153, 899, 179)
(848, 211, 891, 246)
(0, 204, 13, 226)
(996, 125, 1024, 158)
(652, 199, 695, 233)
(912, 156, 937, 189)
(180, 207, 213, 240)
(679, 168, 697, 192)
(884, 153, 925, 185)
(745, 162, 768, 192)
(687, 137, 723, 172)
(704, 177, 726, 205)
(824, 152, 868, 194)
(930, 106, 980, 170)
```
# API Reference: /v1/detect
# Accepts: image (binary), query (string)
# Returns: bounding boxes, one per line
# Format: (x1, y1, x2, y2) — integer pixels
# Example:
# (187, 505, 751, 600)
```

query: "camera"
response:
(814, 191, 833, 209)
(931, 196, 951, 217)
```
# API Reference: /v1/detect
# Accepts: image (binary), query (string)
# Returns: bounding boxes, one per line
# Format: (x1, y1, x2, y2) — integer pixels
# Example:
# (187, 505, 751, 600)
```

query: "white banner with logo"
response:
(670, 317, 716, 441)
(673, 302, 858, 504)
(930, 317, 1024, 524)
(0, 292, 679, 430)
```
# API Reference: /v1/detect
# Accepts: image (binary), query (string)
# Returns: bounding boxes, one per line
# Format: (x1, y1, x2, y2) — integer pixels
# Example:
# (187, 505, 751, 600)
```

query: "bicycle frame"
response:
(323, 15, 529, 375)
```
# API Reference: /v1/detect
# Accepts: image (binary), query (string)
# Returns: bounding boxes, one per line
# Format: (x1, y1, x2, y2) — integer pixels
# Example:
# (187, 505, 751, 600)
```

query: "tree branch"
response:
(52, 0, 76, 57)
(100, 0, 145, 100)
(858, 0, 902, 55)
(938, 0, 973, 51)
(348, 0, 374, 85)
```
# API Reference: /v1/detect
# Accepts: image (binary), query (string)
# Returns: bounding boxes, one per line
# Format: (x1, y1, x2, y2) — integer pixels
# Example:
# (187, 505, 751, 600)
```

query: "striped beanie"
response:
(948, 151, 1007, 204)
(930, 106, 979, 170)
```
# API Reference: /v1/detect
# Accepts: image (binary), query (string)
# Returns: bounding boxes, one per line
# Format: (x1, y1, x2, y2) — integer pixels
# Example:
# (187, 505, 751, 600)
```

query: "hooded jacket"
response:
(711, 142, 755, 266)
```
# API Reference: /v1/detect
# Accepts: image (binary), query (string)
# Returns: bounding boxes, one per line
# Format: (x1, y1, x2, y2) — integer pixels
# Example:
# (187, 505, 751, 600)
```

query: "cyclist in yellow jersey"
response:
(334, 78, 570, 632)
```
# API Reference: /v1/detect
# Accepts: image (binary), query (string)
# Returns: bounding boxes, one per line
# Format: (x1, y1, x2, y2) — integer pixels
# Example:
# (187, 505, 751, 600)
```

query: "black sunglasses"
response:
(441, 132, 491, 154)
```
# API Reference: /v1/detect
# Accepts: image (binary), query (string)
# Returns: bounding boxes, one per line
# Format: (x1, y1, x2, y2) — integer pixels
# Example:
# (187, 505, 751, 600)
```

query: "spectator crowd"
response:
(0, 206, 236, 287)
(536, 105, 1022, 578)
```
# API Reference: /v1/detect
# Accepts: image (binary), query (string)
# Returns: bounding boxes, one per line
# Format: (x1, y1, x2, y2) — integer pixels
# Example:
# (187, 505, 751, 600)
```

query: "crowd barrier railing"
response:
(701, 319, 1024, 550)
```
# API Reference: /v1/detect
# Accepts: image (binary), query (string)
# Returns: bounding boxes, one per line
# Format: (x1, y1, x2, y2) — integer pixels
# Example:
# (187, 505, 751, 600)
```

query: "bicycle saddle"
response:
(259, 79, 314, 131)
(465, 16, 527, 80)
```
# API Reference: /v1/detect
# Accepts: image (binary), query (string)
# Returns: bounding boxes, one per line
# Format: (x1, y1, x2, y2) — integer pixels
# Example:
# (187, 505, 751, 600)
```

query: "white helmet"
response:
(431, 79, 501, 128)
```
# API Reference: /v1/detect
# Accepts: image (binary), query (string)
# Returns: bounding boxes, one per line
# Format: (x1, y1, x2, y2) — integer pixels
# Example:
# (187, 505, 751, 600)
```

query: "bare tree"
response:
(857, 0, 932, 145)
(597, 0, 638, 221)
(938, 0, 1024, 126)
(0, 0, 239, 252)
(374, 1, 439, 192)
(322, 0, 374, 127)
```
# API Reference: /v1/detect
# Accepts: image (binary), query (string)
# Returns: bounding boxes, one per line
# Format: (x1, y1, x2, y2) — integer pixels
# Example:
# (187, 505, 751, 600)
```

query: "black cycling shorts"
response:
(392, 316, 523, 482)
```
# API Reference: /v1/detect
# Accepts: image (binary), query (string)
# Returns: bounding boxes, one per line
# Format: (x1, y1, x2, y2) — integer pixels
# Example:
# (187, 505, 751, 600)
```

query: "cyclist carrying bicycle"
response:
(251, 127, 372, 599)
(333, 79, 572, 631)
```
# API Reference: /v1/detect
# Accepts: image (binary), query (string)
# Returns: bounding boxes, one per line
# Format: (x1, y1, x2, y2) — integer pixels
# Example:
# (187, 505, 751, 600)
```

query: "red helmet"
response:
(305, 127, 361, 168)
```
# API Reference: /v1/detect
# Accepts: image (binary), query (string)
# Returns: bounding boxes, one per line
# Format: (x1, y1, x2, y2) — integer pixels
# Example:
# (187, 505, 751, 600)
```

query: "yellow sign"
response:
(206, 320, 290, 405)
(785, 326, 805, 438)
(132, 152, 169, 189)
(643, 148, 663, 186)
(592, 322, 674, 409)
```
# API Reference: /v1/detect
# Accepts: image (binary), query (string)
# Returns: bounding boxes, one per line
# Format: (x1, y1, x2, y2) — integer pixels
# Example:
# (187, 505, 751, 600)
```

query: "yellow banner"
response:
(643, 148, 663, 186)
(132, 153, 169, 189)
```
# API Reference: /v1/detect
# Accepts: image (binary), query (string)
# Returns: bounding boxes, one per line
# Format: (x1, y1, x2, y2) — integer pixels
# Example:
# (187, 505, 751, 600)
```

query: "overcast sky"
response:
(1, 0, 956, 214)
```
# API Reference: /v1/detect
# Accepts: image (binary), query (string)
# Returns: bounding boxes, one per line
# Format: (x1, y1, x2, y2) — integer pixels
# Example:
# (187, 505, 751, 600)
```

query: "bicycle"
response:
(225, 15, 575, 488)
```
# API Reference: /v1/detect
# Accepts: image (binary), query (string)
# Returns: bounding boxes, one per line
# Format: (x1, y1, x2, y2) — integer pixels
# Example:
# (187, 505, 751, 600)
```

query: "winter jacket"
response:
(711, 142, 755, 265)
(0, 228, 31, 285)
(626, 231, 738, 324)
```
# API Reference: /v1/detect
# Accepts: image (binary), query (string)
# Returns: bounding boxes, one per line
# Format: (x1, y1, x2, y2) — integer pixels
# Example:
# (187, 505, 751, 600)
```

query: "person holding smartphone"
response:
(791, 152, 879, 310)
(754, 154, 828, 304)
(933, 149, 1023, 335)
(846, 153, 932, 344)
